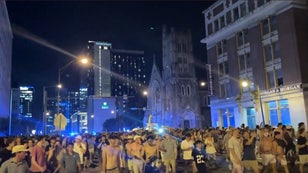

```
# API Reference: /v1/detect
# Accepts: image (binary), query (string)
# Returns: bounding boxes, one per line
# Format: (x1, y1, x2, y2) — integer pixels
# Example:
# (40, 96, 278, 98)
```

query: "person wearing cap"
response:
(0, 145, 30, 173)
(29, 136, 47, 173)
(129, 135, 145, 173)
(101, 134, 121, 173)
(73, 135, 86, 172)
(181, 133, 194, 173)
(260, 129, 277, 173)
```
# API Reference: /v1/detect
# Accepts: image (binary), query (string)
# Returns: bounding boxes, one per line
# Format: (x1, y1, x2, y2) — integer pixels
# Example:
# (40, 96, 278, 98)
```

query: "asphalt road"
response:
(85, 154, 308, 173)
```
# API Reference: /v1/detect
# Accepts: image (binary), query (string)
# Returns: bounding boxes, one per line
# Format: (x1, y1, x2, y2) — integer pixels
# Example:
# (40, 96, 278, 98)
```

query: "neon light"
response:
(101, 102, 109, 109)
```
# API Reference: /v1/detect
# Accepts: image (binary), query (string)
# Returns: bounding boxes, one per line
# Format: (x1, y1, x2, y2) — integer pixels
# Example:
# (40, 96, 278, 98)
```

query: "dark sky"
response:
(6, 1, 214, 119)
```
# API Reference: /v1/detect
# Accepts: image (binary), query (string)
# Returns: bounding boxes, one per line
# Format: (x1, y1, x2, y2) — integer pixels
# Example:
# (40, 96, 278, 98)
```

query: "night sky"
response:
(6, 1, 214, 120)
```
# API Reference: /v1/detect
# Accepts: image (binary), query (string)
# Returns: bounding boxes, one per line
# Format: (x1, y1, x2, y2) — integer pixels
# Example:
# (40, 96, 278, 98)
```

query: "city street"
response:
(84, 153, 308, 173)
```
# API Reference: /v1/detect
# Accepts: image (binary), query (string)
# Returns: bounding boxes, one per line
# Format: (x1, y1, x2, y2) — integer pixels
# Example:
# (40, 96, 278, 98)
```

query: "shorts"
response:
(299, 155, 308, 164)
(127, 158, 133, 171)
(242, 160, 259, 170)
(261, 154, 276, 166)
(276, 155, 287, 166)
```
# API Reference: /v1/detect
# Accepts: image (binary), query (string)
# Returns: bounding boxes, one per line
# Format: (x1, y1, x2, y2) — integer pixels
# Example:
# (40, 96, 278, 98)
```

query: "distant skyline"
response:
(7, 1, 214, 119)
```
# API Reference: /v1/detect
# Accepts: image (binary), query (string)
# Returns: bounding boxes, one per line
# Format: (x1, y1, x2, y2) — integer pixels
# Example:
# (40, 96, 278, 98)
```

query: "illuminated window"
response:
(268, 100, 291, 126)
(221, 108, 235, 128)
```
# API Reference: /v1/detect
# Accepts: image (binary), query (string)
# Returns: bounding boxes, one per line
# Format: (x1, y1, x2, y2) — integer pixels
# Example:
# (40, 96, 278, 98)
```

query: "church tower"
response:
(146, 26, 201, 128)
(162, 26, 201, 128)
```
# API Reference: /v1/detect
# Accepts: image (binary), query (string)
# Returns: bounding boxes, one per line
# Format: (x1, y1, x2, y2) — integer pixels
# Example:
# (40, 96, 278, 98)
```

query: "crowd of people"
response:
(0, 122, 308, 173)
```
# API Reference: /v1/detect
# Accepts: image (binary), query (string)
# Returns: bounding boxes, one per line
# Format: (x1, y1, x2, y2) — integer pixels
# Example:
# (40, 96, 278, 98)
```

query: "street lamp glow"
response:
(200, 82, 206, 87)
(57, 84, 62, 88)
(143, 90, 148, 96)
(79, 57, 89, 64)
(241, 81, 249, 88)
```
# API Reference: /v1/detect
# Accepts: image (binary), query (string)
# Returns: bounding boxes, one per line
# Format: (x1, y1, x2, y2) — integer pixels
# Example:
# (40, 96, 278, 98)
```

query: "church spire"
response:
(152, 53, 156, 67)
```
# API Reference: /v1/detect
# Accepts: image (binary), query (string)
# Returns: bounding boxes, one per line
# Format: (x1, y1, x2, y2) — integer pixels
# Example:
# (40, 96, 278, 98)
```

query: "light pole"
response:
(241, 80, 265, 126)
(57, 57, 90, 133)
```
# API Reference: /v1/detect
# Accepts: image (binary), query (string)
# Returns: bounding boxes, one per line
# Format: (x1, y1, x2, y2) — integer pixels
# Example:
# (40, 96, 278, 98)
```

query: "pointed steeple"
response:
(152, 54, 156, 67)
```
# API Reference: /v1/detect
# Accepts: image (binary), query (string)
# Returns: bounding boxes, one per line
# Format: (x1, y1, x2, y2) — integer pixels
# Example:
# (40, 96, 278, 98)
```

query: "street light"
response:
(200, 81, 206, 87)
(57, 56, 90, 133)
(241, 80, 265, 126)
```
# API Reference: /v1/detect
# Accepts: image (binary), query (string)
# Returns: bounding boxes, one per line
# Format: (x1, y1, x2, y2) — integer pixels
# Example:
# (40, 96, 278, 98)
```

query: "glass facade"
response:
(221, 108, 235, 128)
(268, 99, 291, 126)
(247, 107, 256, 129)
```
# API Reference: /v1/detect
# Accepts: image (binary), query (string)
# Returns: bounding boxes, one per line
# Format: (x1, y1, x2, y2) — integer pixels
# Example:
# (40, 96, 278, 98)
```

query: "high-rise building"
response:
(85, 41, 148, 130)
(87, 41, 147, 97)
(19, 86, 34, 118)
(201, 0, 308, 128)
(146, 26, 201, 128)
(0, 1, 12, 122)
(87, 41, 112, 96)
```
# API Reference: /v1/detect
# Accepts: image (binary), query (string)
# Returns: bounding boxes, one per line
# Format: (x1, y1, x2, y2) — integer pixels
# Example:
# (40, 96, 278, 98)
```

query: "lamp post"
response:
(241, 80, 265, 126)
(57, 57, 90, 133)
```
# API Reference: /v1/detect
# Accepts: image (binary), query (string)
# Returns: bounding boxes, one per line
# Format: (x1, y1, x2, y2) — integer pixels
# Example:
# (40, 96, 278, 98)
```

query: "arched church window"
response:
(187, 85, 191, 96)
(181, 85, 185, 96)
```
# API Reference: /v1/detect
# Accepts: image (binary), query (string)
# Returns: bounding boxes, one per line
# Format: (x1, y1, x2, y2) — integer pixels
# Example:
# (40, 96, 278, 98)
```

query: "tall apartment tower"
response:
(19, 86, 34, 118)
(146, 26, 201, 128)
(201, 0, 308, 128)
(87, 41, 112, 96)
(86, 41, 147, 97)
(0, 1, 12, 121)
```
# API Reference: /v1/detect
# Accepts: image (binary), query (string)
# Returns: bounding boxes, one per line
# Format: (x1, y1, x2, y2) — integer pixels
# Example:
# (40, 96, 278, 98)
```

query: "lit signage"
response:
(261, 83, 302, 95)
(20, 87, 29, 90)
(101, 102, 109, 109)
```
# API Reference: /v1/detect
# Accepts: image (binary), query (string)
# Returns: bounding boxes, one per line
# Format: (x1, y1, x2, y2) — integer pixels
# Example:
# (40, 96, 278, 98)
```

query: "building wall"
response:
(278, 8, 301, 85)
(87, 96, 117, 132)
(0, 1, 12, 119)
(202, 0, 308, 128)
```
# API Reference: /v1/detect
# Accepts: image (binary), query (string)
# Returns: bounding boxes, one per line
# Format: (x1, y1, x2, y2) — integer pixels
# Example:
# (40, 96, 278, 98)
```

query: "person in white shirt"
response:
(181, 133, 195, 173)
